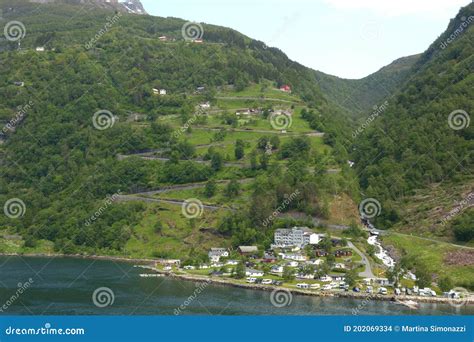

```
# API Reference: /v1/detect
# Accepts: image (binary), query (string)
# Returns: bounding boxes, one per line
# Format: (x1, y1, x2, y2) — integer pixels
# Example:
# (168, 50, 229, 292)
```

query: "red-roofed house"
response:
(279, 84, 291, 93)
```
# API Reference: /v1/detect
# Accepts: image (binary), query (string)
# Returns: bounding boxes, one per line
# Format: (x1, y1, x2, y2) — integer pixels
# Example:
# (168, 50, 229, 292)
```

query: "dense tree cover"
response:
(0, 1, 352, 253)
(353, 4, 474, 229)
(314, 54, 420, 116)
(216, 156, 359, 248)
(452, 210, 474, 242)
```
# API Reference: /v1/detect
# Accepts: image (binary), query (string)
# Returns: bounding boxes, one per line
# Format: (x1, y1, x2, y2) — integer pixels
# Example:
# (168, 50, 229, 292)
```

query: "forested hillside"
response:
(353, 3, 473, 236)
(314, 54, 420, 116)
(0, 0, 355, 256)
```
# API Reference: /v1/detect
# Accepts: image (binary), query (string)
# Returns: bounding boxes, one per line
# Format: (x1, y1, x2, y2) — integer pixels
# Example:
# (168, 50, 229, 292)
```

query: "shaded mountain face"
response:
(352, 3, 473, 230)
(314, 54, 420, 116)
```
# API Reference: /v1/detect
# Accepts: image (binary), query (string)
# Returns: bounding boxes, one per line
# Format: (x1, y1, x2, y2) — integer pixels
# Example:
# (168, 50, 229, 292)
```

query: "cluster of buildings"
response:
(235, 108, 262, 116)
(157, 227, 359, 286)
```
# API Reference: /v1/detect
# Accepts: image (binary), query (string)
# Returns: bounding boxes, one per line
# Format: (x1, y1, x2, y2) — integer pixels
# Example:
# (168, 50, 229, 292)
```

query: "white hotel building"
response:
(272, 227, 321, 249)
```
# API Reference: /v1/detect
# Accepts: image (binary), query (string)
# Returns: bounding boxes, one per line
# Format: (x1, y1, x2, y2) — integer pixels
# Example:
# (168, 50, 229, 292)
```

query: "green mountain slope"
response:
(0, 0, 355, 256)
(353, 3, 473, 237)
(314, 54, 420, 116)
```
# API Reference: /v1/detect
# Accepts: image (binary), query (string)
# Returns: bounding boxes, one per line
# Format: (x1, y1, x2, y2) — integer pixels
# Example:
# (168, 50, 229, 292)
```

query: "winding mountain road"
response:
(116, 195, 233, 211)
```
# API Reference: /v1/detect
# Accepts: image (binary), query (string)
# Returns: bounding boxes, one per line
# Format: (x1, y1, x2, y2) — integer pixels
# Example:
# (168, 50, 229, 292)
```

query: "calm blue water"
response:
(0, 256, 472, 315)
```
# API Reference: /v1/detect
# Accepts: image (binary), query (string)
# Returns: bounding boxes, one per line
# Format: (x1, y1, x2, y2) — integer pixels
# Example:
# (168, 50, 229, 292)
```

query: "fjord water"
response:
(0, 256, 471, 315)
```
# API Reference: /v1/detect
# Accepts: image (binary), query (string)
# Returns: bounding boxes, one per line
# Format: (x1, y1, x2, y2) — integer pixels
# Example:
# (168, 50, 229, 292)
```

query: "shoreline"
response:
(154, 269, 474, 306)
(0, 252, 156, 265)
(2, 252, 472, 306)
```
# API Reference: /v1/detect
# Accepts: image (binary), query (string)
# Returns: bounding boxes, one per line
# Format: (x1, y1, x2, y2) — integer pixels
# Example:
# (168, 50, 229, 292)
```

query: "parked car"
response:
(272, 280, 282, 286)
(261, 279, 273, 285)
(352, 287, 360, 293)
(310, 283, 320, 289)
(422, 288, 437, 296)
(405, 288, 412, 295)
(395, 288, 401, 295)
(445, 290, 461, 299)
(366, 286, 373, 294)
(296, 283, 309, 289)
(246, 277, 257, 283)
(378, 287, 388, 295)
(322, 284, 332, 291)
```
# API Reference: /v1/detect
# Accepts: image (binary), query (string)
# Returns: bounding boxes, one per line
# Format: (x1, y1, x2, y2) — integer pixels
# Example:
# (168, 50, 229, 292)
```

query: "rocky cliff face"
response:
(120, 0, 147, 14)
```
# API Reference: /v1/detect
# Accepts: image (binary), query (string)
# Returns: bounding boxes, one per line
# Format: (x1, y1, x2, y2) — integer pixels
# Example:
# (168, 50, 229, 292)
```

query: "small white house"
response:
(199, 102, 211, 109)
(208, 248, 229, 263)
(307, 259, 324, 265)
(226, 260, 239, 265)
(245, 269, 264, 277)
(286, 261, 299, 268)
(270, 265, 284, 274)
(280, 253, 307, 261)
(320, 275, 333, 282)
(334, 263, 346, 269)
(296, 273, 314, 280)
(153, 88, 167, 95)
(36, 46, 45, 52)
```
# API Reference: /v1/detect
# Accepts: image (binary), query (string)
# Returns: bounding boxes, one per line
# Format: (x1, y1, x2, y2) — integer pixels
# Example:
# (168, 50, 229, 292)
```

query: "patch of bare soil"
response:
(444, 250, 474, 266)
